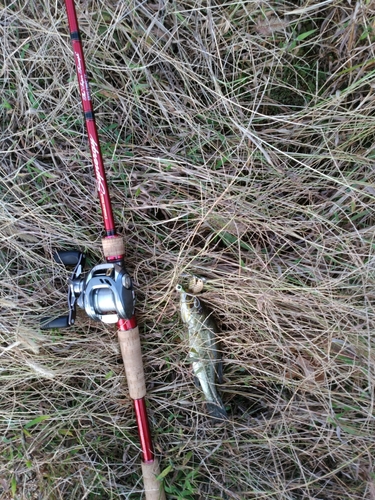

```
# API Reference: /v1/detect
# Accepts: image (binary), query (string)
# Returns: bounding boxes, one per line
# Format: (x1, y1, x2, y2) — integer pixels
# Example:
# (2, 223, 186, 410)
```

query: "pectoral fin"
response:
(215, 357, 224, 384)
(193, 375, 201, 388)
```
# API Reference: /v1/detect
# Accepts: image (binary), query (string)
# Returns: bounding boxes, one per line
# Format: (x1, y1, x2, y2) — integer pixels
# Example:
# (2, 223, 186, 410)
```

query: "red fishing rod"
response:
(41, 1, 166, 498)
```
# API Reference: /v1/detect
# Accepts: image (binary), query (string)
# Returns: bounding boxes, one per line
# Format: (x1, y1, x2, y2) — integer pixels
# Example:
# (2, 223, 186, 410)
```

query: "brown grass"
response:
(1, 0, 375, 498)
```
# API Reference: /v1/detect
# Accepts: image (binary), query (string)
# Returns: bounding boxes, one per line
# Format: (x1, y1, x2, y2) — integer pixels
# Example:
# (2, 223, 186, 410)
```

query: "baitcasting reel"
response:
(41, 250, 135, 329)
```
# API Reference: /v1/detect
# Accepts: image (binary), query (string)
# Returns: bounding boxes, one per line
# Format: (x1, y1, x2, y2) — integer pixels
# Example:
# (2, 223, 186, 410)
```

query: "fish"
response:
(176, 284, 227, 421)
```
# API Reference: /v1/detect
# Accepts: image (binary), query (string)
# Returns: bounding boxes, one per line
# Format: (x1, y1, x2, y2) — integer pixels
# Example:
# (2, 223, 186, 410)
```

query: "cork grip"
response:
(118, 327, 146, 400)
(141, 460, 166, 500)
(102, 236, 125, 258)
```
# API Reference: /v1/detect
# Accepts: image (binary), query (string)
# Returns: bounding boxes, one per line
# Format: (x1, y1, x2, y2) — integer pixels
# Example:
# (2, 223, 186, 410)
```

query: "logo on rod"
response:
(89, 135, 106, 196)
(75, 52, 91, 102)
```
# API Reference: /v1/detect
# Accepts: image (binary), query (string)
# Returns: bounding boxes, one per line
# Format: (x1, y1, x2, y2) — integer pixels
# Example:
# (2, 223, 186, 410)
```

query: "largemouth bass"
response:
(176, 284, 227, 420)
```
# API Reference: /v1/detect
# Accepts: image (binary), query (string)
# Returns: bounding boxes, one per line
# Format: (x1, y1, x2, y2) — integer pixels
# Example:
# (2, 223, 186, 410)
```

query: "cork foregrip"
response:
(117, 327, 146, 400)
(102, 236, 125, 258)
(141, 460, 166, 500)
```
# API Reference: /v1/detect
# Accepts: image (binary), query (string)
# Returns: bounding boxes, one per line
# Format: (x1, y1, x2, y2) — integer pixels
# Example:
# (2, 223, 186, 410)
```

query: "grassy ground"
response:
(1, 0, 375, 498)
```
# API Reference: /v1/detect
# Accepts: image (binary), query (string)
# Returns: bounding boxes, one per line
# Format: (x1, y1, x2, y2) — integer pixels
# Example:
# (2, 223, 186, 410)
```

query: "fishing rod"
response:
(42, 1, 166, 498)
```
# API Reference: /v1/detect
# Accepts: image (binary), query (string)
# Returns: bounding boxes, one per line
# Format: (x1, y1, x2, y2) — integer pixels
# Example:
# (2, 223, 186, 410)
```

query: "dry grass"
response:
(1, 0, 375, 498)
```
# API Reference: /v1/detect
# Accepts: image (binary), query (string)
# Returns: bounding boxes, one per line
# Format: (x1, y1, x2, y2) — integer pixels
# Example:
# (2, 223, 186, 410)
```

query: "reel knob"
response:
(40, 315, 71, 330)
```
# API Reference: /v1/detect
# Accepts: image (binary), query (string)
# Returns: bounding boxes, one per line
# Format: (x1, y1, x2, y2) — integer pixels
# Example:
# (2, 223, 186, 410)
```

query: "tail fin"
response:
(206, 401, 227, 421)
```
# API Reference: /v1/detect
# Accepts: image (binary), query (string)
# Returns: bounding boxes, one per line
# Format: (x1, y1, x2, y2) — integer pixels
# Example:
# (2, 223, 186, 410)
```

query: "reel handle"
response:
(40, 250, 84, 330)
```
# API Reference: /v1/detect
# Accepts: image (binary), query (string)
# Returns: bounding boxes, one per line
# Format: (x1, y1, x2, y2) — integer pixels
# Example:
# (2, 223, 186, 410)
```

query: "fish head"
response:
(176, 284, 202, 323)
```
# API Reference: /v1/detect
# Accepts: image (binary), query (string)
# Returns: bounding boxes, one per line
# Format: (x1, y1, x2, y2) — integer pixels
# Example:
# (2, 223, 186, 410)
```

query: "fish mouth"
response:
(178, 273, 206, 294)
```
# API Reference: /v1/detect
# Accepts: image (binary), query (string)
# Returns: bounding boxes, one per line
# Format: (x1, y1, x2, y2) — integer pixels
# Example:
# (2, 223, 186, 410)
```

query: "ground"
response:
(1, 0, 375, 499)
